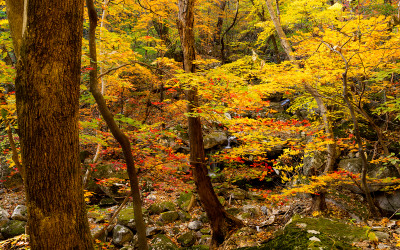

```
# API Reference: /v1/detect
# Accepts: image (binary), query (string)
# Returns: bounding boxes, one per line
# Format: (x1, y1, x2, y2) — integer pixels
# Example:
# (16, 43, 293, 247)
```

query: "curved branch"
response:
(85, 0, 149, 248)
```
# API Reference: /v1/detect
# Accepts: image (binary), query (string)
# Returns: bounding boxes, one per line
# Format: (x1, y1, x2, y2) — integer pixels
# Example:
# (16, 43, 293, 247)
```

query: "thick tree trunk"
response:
(85, 0, 148, 249)
(178, 0, 243, 248)
(12, 0, 94, 249)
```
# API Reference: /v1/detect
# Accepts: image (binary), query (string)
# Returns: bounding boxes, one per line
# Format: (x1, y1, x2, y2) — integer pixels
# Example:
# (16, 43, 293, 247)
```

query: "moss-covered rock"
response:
(238, 216, 369, 249)
(161, 201, 176, 212)
(0, 220, 26, 239)
(99, 198, 116, 207)
(226, 207, 241, 216)
(150, 234, 179, 250)
(159, 211, 179, 223)
(87, 210, 106, 223)
(177, 231, 196, 247)
(149, 204, 164, 215)
(177, 191, 193, 210)
(185, 245, 210, 250)
(178, 210, 192, 222)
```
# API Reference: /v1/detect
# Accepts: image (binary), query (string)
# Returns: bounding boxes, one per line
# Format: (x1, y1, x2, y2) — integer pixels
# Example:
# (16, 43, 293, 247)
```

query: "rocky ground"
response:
(1, 177, 400, 249)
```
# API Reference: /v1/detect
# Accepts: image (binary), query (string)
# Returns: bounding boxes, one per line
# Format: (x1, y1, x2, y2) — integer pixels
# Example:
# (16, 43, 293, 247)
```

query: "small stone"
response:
(178, 210, 191, 222)
(377, 243, 389, 249)
(150, 234, 178, 250)
(296, 223, 307, 228)
(99, 198, 116, 207)
(309, 236, 321, 242)
(159, 211, 179, 223)
(188, 221, 203, 231)
(148, 204, 163, 215)
(307, 230, 320, 234)
(147, 194, 157, 201)
(373, 231, 390, 240)
(146, 226, 163, 237)
(200, 228, 211, 234)
(177, 231, 196, 247)
(198, 235, 211, 245)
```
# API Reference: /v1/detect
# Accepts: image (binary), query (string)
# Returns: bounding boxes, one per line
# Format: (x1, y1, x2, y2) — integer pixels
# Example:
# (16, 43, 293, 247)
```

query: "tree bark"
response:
(304, 85, 337, 173)
(266, 0, 337, 173)
(85, 0, 148, 248)
(341, 71, 381, 217)
(11, 0, 94, 248)
(4, 0, 23, 59)
(265, 0, 295, 61)
(178, 0, 243, 248)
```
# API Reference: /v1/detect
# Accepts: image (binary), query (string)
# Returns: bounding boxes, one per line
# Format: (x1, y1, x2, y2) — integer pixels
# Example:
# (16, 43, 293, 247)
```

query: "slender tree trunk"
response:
(178, 0, 243, 248)
(342, 72, 380, 217)
(85, 0, 148, 248)
(266, 0, 337, 174)
(11, 0, 94, 248)
(265, 0, 294, 61)
(4, 0, 23, 60)
(213, 0, 227, 46)
(304, 85, 337, 173)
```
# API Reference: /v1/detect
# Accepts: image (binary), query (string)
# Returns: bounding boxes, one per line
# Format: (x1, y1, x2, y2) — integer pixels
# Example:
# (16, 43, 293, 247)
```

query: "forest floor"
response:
(1, 175, 400, 249)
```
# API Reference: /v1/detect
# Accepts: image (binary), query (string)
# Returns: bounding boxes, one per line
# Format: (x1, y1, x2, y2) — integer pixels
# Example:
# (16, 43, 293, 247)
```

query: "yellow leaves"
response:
(312, 211, 322, 217)
(84, 190, 94, 203)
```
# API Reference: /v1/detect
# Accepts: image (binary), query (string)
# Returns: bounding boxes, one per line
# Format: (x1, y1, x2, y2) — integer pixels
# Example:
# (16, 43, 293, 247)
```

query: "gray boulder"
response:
(112, 224, 134, 246)
(0, 208, 10, 227)
(338, 158, 399, 179)
(375, 190, 400, 213)
(241, 205, 261, 218)
(203, 132, 227, 150)
(303, 151, 327, 176)
(11, 205, 27, 221)
(188, 220, 203, 231)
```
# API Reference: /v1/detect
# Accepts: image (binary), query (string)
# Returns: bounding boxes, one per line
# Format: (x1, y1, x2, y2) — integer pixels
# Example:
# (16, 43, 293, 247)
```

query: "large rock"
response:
(0, 208, 10, 227)
(375, 190, 400, 214)
(203, 131, 227, 150)
(11, 205, 27, 221)
(150, 234, 178, 250)
(338, 158, 399, 179)
(112, 224, 134, 246)
(303, 151, 327, 176)
(117, 205, 136, 230)
(0, 220, 26, 239)
(246, 215, 369, 249)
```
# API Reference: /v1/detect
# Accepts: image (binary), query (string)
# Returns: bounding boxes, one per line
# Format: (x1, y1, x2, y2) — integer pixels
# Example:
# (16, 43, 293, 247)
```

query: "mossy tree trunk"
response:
(11, 0, 94, 249)
(178, 0, 243, 248)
